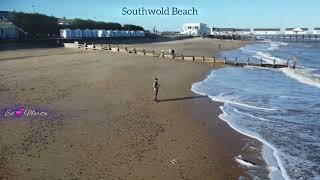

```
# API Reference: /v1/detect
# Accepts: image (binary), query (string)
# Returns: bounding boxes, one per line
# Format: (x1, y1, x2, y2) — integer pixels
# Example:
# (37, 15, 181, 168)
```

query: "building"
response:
(253, 28, 281, 35)
(0, 11, 10, 21)
(235, 28, 251, 35)
(57, 18, 73, 26)
(210, 28, 235, 35)
(285, 28, 308, 35)
(59, 29, 145, 38)
(0, 22, 19, 39)
(181, 23, 209, 36)
(313, 28, 320, 35)
(160, 31, 180, 36)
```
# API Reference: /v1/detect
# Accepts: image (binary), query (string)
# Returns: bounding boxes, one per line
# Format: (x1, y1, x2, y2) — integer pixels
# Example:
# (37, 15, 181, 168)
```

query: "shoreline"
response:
(0, 39, 268, 179)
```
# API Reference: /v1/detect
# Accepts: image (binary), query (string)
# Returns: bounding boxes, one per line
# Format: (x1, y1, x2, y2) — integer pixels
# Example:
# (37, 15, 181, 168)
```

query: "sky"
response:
(1, 0, 320, 31)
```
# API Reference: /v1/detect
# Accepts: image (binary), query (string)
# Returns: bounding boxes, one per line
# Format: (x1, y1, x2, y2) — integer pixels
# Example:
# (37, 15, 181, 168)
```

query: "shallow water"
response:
(192, 42, 320, 180)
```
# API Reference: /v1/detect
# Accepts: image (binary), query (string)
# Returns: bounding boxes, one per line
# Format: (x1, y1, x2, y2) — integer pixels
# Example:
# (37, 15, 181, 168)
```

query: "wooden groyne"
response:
(65, 42, 297, 69)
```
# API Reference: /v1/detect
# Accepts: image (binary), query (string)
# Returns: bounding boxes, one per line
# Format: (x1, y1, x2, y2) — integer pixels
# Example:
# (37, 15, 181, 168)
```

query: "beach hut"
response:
(75, 29, 82, 38)
(105, 30, 112, 37)
(129, 31, 135, 37)
(125, 30, 130, 37)
(98, 30, 106, 37)
(119, 30, 126, 37)
(91, 29, 98, 38)
(112, 30, 120, 37)
(138, 31, 145, 37)
(60, 29, 72, 38)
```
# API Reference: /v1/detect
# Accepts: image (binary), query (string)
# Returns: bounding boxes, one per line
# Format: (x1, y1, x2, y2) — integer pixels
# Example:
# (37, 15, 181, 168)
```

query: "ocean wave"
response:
(208, 95, 277, 111)
(253, 52, 287, 65)
(231, 107, 277, 123)
(281, 68, 320, 89)
(218, 106, 290, 180)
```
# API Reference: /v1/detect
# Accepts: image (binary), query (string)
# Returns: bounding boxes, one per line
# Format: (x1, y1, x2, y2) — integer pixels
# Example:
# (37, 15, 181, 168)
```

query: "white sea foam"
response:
(208, 95, 277, 111)
(281, 68, 320, 89)
(232, 107, 277, 123)
(253, 52, 287, 64)
(235, 155, 257, 167)
(218, 106, 291, 180)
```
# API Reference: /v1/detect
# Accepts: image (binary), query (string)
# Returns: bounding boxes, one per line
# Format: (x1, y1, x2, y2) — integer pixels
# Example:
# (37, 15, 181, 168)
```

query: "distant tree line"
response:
(9, 12, 144, 38)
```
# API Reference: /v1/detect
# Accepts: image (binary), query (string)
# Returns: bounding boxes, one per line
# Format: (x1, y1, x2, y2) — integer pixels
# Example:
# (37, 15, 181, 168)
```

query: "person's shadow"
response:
(158, 95, 207, 102)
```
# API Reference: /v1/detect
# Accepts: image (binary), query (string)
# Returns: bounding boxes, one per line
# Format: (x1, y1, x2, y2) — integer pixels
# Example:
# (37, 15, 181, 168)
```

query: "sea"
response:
(192, 41, 320, 180)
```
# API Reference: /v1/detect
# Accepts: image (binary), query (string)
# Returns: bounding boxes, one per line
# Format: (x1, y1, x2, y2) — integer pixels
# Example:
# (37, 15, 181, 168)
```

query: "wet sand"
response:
(0, 39, 267, 179)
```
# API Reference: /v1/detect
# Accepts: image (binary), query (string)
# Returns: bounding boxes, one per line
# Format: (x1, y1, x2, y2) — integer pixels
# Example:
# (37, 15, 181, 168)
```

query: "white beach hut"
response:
(98, 30, 106, 37)
(60, 29, 72, 38)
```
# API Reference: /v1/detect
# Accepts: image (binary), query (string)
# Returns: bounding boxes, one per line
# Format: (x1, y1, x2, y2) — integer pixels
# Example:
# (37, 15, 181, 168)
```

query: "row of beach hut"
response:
(60, 29, 145, 39)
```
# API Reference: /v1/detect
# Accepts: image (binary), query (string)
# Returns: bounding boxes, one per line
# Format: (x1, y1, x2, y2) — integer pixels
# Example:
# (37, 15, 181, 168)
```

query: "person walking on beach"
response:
(153, 78, 160, 102)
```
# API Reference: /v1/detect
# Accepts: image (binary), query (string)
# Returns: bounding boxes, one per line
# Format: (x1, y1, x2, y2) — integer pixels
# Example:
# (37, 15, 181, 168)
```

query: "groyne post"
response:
(247, 57, 250, 65)
(161, 52, 164, 58)
(235, 57, 238, 66)
(273, 59, 276, 68)
(143, 49, 146, 55)
(84, 43, 87, 50)
(152, 50, 155, 56)
(224, 57, 227, 64)
(192, 56, 195, 61)
(181, 54, 184, 60)
(202, 56, 205, 63)
(116, 46, 119, 52)
(108, 45, 111, 51)
(213, 56, 216, 64)
(133, 48, 137, 54)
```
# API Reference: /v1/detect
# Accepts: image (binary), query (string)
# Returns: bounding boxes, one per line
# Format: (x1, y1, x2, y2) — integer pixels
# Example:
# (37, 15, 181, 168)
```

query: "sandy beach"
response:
(0, 39, 268, 179)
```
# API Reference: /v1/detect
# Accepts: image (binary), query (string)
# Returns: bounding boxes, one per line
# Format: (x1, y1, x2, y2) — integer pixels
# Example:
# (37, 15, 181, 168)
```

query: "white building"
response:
(210, 28, 235, 35)
(285, 28, 308, 35)
(313, 28, 320, 35)
(181, 23, 209, 36)
(253, 28, 281, 35)
(235, 28, 251, 35)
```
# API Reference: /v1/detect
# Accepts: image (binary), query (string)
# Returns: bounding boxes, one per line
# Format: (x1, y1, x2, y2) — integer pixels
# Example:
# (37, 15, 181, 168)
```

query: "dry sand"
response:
(115, 38, 253, 57)
(0, 39, 267, 180)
